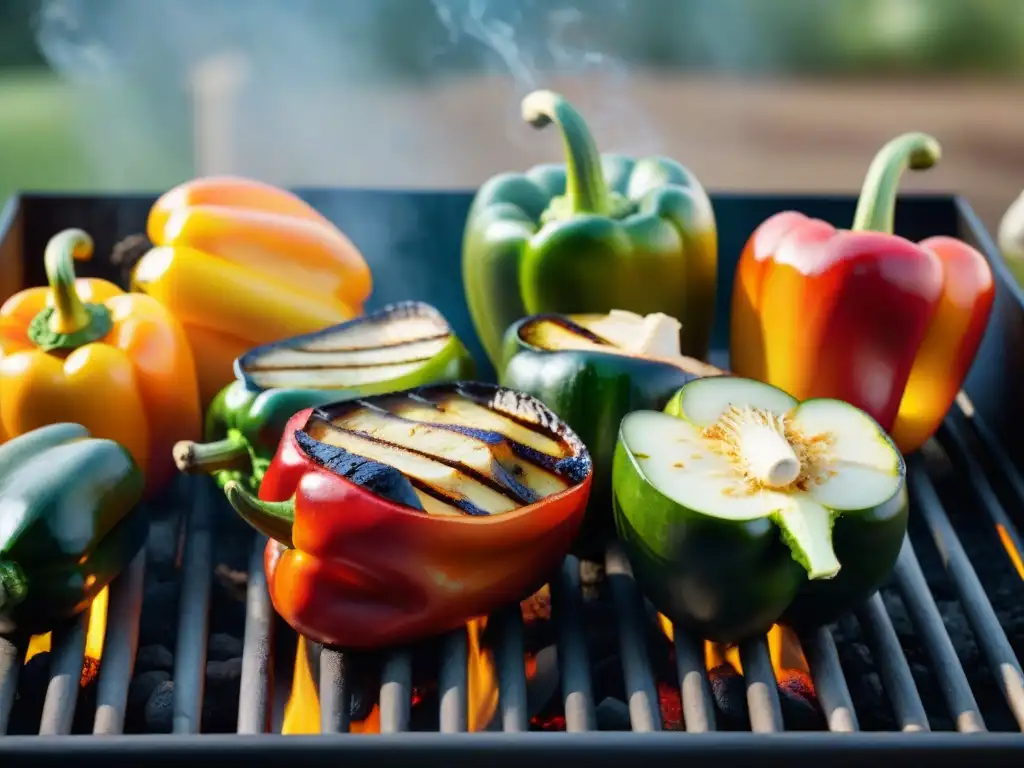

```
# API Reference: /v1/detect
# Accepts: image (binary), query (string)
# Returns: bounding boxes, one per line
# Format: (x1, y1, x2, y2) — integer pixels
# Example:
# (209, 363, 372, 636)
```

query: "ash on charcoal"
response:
(706, 665, 823, 732)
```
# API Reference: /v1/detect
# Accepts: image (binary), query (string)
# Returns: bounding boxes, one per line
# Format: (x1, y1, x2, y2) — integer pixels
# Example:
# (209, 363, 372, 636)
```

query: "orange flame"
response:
(23, 586, 110, 686)
(282, 616, 499, 734)
(996, 524, 1024, 581)
(657, 614, 811, 679)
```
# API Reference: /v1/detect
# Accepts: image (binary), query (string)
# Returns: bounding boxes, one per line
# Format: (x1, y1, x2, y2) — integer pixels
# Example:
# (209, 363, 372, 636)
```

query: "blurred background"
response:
(1, 0, 1022, 230)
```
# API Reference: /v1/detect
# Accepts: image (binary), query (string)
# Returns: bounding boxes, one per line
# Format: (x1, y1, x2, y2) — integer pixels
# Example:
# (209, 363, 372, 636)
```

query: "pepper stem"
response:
(223, 481, 295, 548)
(174, 435, 250, 475)
(27, 229, 113, 352)
(522, 90, 611, 217)
(0, 560, 28, 611)
(851, 133, 942, 234)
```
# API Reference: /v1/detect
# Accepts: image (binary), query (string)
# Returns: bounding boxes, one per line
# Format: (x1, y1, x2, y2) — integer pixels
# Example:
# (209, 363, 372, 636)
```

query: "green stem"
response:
(27, 228, 112, 351)
(174, 435, 250, 474)
(224, 481, 295, 548)
(522, 90, 611, 216)
(0, 560, 27, 611)
(851, 133, 942, 234)
(45, 229, 93, 334)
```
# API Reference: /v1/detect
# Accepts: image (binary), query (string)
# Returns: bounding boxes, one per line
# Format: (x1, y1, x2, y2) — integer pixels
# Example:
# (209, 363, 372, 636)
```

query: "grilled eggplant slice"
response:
(236, 300, 466, 390)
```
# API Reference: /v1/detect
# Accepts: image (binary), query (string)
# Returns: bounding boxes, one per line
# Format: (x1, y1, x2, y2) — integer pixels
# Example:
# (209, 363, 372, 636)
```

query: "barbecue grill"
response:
(0, 190, 1022, 766)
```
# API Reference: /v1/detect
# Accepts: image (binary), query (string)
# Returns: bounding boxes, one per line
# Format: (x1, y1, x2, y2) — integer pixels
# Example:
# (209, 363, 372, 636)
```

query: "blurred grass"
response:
(0, 70, 91, 205)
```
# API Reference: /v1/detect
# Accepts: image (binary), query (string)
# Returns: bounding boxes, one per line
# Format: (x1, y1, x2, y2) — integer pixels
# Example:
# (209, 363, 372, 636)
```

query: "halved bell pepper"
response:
(730, 133, 994, 454)
(132, 176, 373, 406)
(614, 376, 908, 643)
(173, 301, 475, 493)
(0, 423, 145, 634)
(501, 310, 721, 551)
(221, 382, 592, 648)
(0, 229, 201, 495)
(463, 89, 717, 369)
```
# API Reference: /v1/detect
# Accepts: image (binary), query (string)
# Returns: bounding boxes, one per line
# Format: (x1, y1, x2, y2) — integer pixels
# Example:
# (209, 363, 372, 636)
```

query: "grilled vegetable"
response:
(222, 382, 592, 648)
(0, 229, 201, 495)
(0, 423, 145, 634)
(501, 310, 721, 551)
(614, 376, 908, 643)
(133, 176, 373, 406)
(463, 89, 717, 369)
(174, 301, 475, 493)
(730, 133, 994, 454)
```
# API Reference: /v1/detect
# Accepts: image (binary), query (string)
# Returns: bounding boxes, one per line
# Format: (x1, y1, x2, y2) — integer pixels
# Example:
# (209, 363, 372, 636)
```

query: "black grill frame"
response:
(0, 190, 1022, 763)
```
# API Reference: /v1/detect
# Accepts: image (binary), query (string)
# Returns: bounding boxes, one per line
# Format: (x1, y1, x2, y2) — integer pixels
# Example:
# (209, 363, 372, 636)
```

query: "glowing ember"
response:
(23, 586, 110, 686)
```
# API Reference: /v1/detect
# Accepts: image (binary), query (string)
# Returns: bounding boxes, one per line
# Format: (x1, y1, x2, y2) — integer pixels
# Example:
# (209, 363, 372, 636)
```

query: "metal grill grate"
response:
(1, 397, 1023, 739)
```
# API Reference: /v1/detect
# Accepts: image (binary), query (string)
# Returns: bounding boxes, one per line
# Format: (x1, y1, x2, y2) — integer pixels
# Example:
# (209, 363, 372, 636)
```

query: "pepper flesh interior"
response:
(239, 302, 452, 389)
(300, 388, 579, 516)
(621, 377, 903, 579)
(521, 311, 721, 377)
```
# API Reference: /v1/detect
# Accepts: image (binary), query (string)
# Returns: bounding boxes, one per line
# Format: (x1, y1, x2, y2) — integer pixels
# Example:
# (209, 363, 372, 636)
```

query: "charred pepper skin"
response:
(224, 384, 593, 649)
(730, 133, 994, 454)
(463, 90, 717, 369)
(0, 423, 146, 635)
(174, 303, 477, 493)
(500, 313, 720, 553)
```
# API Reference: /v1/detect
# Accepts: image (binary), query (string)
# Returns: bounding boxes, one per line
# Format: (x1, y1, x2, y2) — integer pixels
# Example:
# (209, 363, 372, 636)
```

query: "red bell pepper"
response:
(222, 382, 593, 649)
(730, 132, 994, 454)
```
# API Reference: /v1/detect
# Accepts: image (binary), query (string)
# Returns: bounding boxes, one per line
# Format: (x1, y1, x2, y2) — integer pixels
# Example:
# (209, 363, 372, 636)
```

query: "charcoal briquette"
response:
(135, 644, 174, 673)
(143, 680, 175, 733)
(207, 632, 243, 661)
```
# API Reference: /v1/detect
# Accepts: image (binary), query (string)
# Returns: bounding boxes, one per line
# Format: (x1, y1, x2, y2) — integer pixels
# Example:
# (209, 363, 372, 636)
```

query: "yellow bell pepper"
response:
(133, 176, 373, 407)
(0, 229, 201, 495)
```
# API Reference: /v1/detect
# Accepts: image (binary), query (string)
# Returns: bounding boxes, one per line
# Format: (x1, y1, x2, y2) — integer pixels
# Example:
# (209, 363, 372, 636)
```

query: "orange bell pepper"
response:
(0, 229, 201, 495)
(133, 177, 373, 406)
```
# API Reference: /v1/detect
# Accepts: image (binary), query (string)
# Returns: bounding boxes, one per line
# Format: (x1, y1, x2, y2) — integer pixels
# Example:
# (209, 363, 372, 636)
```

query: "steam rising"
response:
(34, 0, 662, 188)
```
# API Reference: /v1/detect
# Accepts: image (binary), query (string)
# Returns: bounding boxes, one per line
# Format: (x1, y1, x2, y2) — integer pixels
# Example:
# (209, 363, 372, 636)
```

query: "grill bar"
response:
(439, 629, 468, 732)
(495, 607, 528, 732)
(800, 627, 859, 732)
(93, 548, 146, 735)
(605, 544, 661, 732)
(0, 636, 23, 734)
(939, 416, 1024, 570)
(550, 556, 595, 732)
(739, 640, 784, 732)
(378, 651, 412, 733)
(672, 630, 715, 732)
(892, 537, 985, 732)
(910, 459, 1024, 730)
(173, 480, 214, 735)
(236, 535, 272, 735)
(854, 593, 929, 732)
(318, 648, 351, 733)
(38, 611, 89, 735)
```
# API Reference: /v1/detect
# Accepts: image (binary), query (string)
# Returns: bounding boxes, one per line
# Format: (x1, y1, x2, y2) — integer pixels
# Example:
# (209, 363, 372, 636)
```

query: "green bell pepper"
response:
(463, 89, 717, 369)
(613, 376, 908, 643)
(500, 311, 721, 552)
(0, 423, 145, 635)
(174, 301, 476, 492)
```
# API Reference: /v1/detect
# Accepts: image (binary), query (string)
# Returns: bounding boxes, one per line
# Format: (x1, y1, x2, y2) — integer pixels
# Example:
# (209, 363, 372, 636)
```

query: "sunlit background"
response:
(1, 0, 1022, 230)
